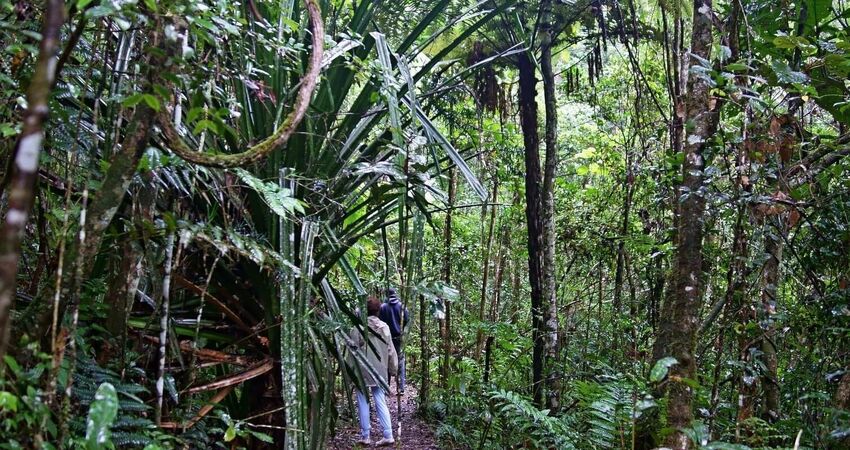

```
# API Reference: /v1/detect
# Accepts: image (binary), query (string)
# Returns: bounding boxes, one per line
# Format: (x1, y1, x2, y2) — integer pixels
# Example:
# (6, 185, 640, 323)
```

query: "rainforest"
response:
(1, 0, 849, 449)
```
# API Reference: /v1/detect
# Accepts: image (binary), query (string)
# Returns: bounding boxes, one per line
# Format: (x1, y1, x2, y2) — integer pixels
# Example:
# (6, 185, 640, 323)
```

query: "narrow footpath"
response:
(327, 384, 439, 449)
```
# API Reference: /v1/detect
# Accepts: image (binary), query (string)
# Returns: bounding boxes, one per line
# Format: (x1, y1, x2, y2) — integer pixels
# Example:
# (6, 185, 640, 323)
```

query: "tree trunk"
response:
(23, 26, 165, 345)
(759, 216, 786, 423)
(27, 96, 157, 344)
(539, 0, 560, 411)
(105, 176, 155, 341)
(489, 222, 510, 323)
(419, 292, 429, 408)
(517, 50, 546, 407)
(652, 1, 719, 447)
(105, 239, 142, 338)
(475, 177, 498, 358)
(730, 206, 756, 438)
(0, 0, 65, 359)
(835, 369, 850, 449)
(440, 169, 456, 389)
(613, 150, 634, 359)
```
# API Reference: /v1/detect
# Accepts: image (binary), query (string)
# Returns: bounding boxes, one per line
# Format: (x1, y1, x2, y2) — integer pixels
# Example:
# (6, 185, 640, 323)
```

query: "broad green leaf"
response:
(122, 93, 145, 108)
(141, 94, 160, 112)
(233, 168, 305, 217)
(649, 357, 678, 382)
(193, 119, 219, 135)
(806, 0, 833, 28)
(248, 429, 274, 443)
(85, 383, 118, 450)
(0, 123, 18, 137)
(224, 424, 237, 442)
(724, 63, 749, 72)
(773, 35, 798, 49)
(771, 60, 809, 84)
(0, 391, 18, 412)
(575, 147, 596, 159)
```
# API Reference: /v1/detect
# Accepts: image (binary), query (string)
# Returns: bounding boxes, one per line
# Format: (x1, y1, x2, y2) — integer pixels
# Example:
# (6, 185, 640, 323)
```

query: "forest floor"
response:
(327, 384, 439, 449)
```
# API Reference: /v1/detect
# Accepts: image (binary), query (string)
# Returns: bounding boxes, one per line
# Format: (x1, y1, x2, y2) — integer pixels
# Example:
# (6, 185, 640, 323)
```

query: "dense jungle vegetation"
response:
(1, 0, 849, 448)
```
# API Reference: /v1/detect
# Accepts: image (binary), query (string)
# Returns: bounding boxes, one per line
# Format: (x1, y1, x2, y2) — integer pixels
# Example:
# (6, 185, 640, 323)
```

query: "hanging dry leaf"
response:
(789, 209, 801, 227)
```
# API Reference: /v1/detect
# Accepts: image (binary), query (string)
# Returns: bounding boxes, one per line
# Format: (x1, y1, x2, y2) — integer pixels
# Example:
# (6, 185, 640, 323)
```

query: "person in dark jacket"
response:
(379, 288, 409, 392)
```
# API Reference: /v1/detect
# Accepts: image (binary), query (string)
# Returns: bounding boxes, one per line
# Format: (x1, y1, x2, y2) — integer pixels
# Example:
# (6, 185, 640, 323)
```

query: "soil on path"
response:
(327, 384, 439, 449)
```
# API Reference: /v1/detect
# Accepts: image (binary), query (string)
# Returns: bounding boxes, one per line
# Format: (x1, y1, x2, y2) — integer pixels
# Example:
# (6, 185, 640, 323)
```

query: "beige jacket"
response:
(349, 316, 398, 387)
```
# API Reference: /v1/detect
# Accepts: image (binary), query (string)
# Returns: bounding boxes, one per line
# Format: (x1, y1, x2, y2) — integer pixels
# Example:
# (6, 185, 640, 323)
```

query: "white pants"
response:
(356, 386, 392, 440)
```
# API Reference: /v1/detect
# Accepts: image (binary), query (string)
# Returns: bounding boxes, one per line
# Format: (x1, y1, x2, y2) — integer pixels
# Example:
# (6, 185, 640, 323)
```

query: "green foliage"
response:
(680, 421, 751, 449)
(219, 412, 274, 445)
(4, 0, 850, 448)
(489, 389, 578, 449)
(0, 348, 173, 449)
(0, 351, 56, 449)
(650, 357, 678, 382)
(232, 168, 305, 216)
(84, 383, 118, 449)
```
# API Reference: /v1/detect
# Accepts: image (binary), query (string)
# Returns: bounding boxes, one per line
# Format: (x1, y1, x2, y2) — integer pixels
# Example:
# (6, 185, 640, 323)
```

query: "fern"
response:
(435, 422, 467, 443)
(111, 431, 155, 447)
(572, 380, 634, 449)
(67, 355, 165, 448)
(113, 416, 155, 430)
(489, 389, 578, 449)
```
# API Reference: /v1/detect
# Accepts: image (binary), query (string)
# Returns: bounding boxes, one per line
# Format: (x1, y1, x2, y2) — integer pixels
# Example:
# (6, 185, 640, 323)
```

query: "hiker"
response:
(379, 288, 409, 392)
(349, 297, 398, 447)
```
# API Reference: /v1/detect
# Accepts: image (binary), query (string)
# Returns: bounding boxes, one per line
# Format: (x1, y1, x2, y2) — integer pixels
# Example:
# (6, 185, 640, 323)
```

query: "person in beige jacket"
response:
(349, 297, 398, 446)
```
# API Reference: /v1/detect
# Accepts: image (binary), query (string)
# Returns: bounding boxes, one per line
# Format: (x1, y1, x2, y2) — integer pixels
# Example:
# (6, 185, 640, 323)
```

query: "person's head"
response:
(385, 288, 397, 298)
(366, 297, 382, 317)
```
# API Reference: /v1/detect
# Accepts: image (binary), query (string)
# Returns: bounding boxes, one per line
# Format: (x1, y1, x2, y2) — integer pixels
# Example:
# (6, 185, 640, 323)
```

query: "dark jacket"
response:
(379, 293, 409, 338)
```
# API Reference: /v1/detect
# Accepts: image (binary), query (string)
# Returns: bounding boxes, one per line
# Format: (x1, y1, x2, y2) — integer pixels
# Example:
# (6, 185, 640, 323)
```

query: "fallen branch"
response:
(173, 274, 254, 334)
(159, 385, 235, 430)
(184, 358, 273, 394)
(142, 335, 253, 366)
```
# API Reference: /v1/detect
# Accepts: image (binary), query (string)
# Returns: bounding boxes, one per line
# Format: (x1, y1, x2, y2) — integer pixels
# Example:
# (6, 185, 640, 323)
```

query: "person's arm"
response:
(386, 328, 398, 376)
(345, 327, 361, 369)
(378, 304, 388, 324)
(403, 307, 410, 332)
(348, 326, 362, 349)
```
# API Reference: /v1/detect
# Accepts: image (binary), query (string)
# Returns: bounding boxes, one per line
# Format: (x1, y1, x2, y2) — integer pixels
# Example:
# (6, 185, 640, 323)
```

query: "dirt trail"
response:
(327, 384, 439, 449)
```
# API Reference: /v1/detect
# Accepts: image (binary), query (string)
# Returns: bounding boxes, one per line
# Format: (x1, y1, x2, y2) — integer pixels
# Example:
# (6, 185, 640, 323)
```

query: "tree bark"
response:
(0, 0, 65, 359)
(26, 92, 157, 343)
(759, 216, 785, 423)
(475, 177, 498, 358)
(517, 50, 546, 407)
(651, 1, 720, 447)
(539, 0, 560, 411)
(440, 169, 456, 389)
(613, 149, 634, 358)
(731, 206, 756, 438)
(613, 159, 633, 316)
(104, 176, 155, 341)
(21, 24, 167, 345)
(489, 222, 510, 323)
(835, 369, 850, 449)
(419, 290, 429, 407)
